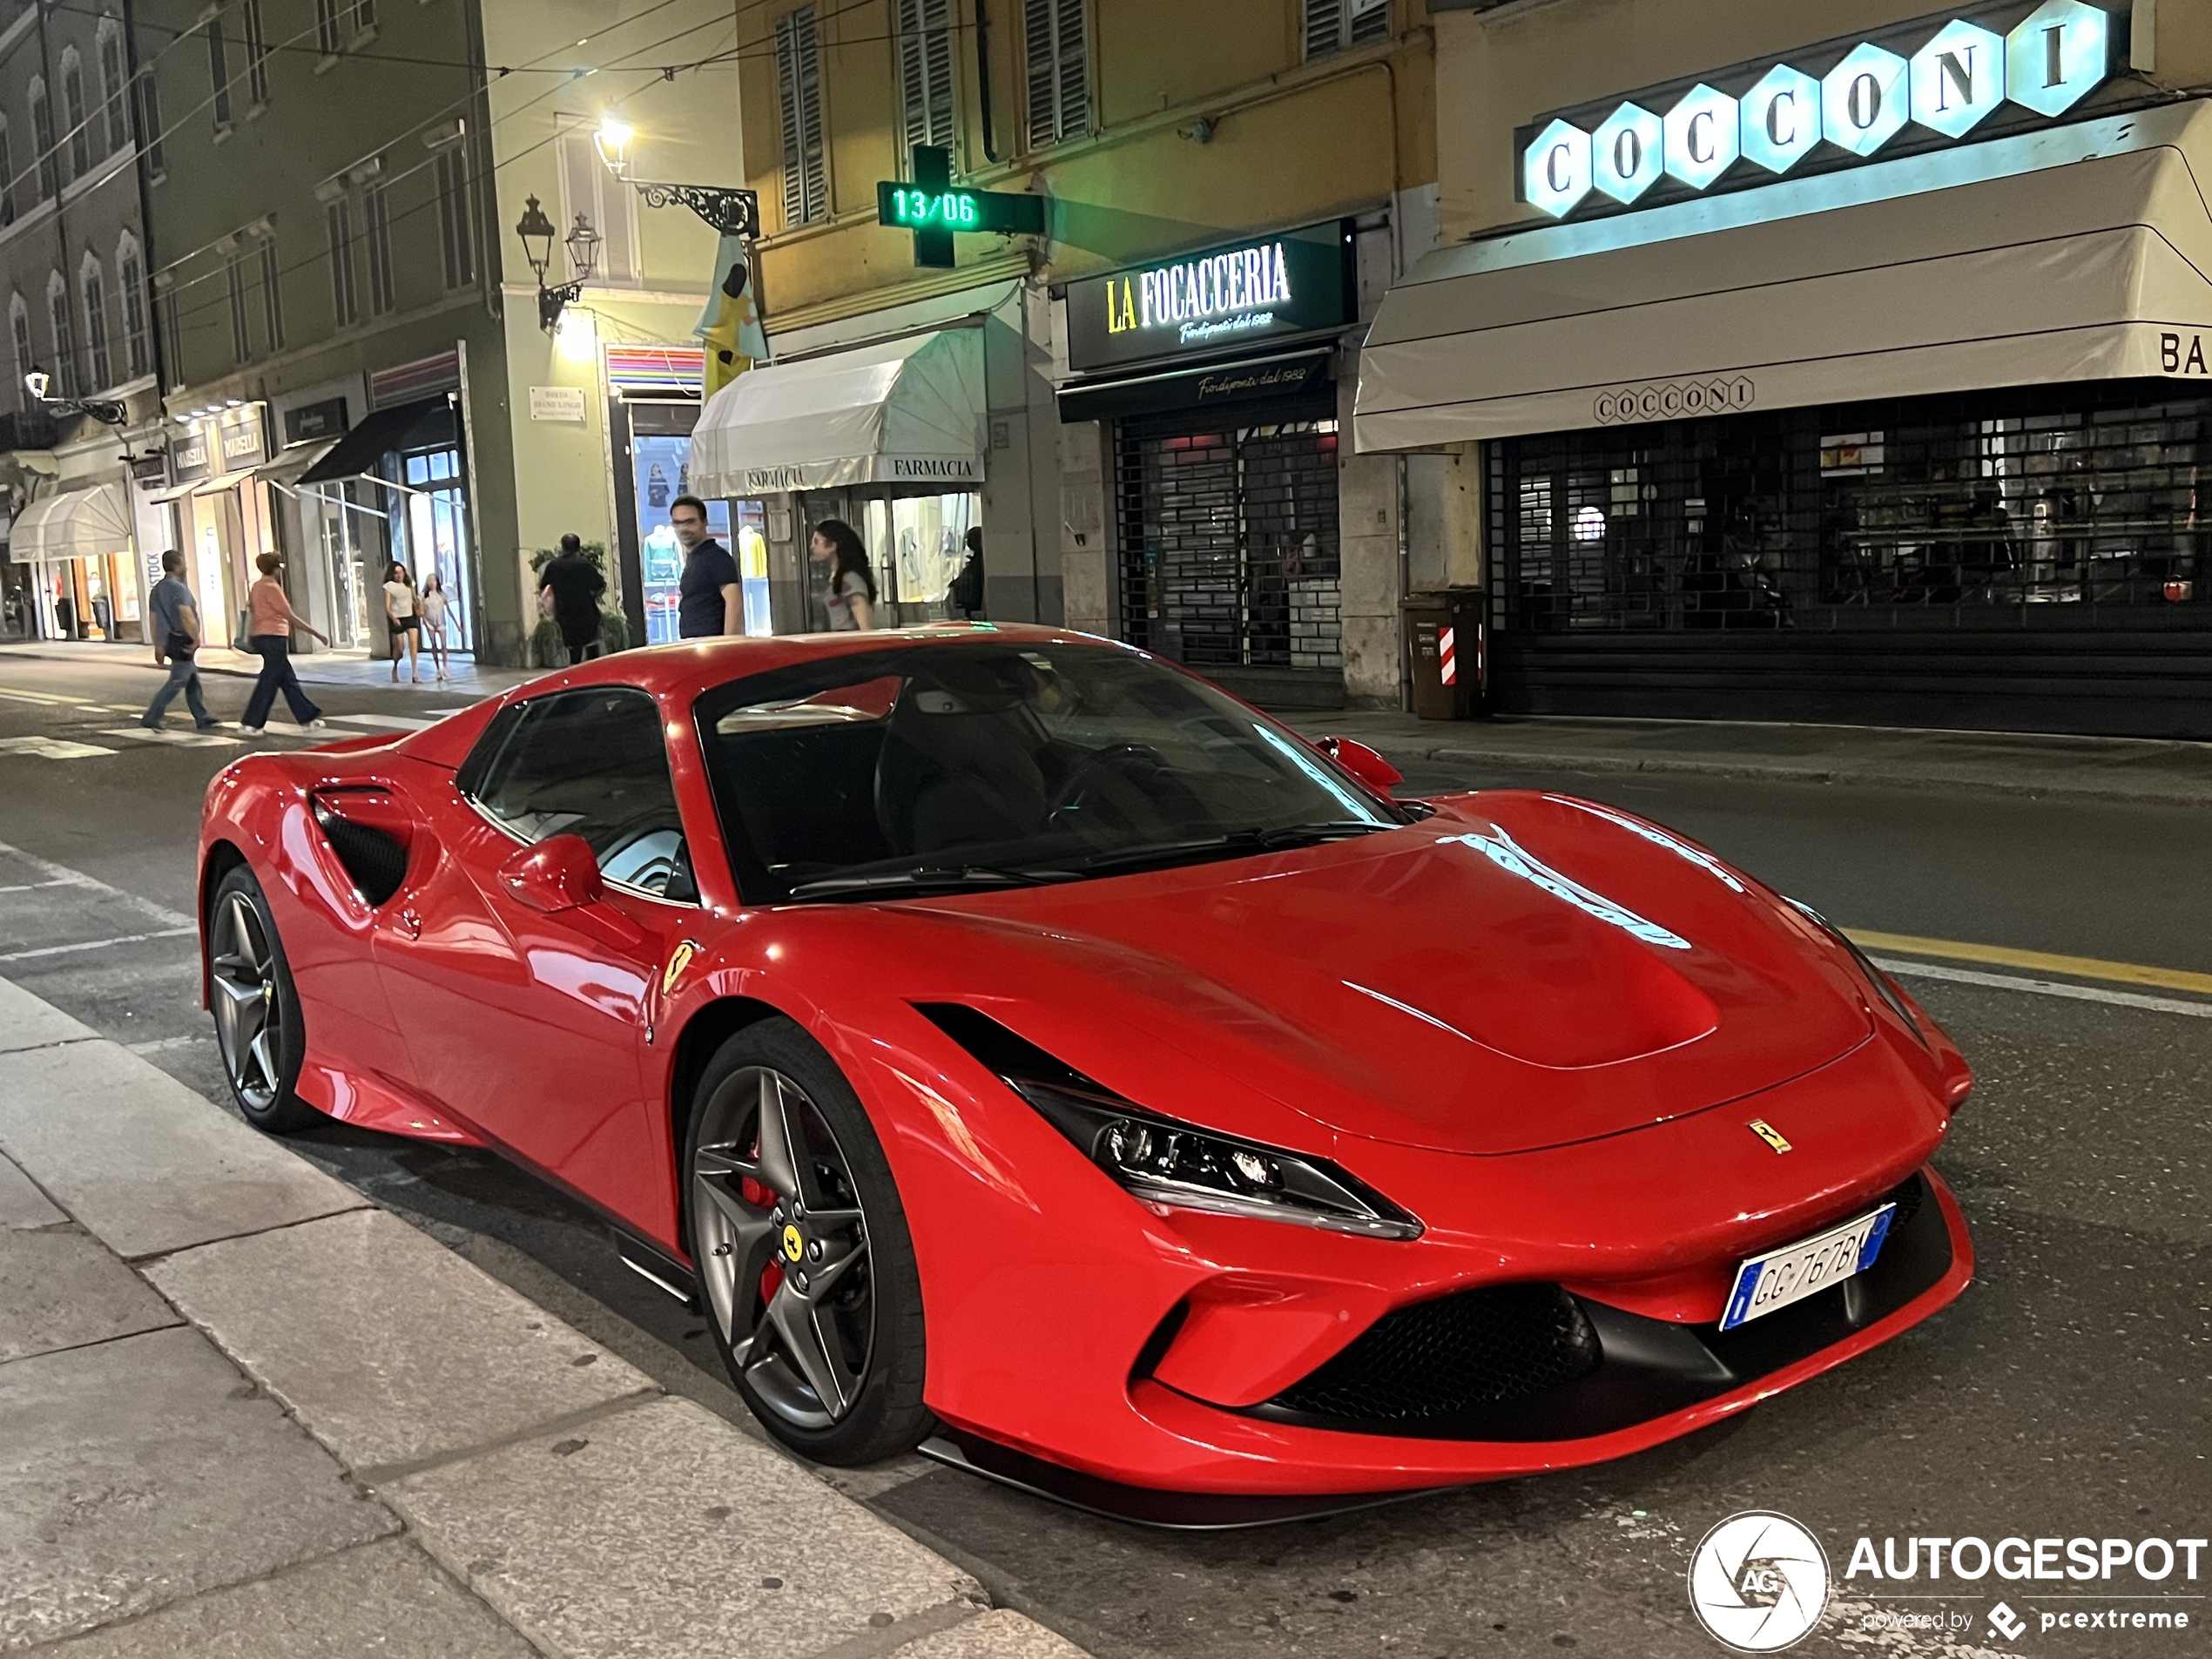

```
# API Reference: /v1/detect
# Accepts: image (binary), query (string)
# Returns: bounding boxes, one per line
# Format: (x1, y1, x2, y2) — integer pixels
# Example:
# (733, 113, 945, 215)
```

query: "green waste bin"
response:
(1403, 589, 1486, 720)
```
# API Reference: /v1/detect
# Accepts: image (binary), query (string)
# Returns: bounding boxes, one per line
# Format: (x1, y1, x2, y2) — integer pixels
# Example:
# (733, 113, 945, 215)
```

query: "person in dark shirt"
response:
(950, 525, 984, 618)
(538, 533, 608, 665)
(673, 495, 740, 638)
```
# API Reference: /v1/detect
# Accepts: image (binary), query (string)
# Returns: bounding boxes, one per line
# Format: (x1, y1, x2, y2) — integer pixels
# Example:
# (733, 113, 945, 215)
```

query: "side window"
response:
(460, 688, 697, 901)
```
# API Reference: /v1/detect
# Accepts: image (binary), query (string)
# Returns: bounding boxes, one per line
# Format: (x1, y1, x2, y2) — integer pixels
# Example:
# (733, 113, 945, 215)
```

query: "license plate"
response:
(1720, 1203, 1897, 1332)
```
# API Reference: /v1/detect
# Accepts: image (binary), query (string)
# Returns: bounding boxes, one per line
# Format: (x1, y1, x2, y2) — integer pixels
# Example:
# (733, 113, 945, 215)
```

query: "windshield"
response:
(694, 637, 1402, 902)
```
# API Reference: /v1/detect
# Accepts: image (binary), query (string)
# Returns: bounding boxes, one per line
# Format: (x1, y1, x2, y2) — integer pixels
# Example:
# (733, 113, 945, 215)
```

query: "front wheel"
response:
(684, 1018, 931, 1465)
(206, 865, 316, 1134)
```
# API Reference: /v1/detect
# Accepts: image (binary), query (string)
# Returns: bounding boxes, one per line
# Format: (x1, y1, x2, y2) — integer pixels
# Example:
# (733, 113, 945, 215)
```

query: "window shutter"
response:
(1024, 0, 1085, 149)
(598, 151, 635, 281)
(1305, 0, 1385, 59)
(776, 8, 827, 227)
(259, 240, 282, 353)
(927, 0, 955, 148)
(899, 0, 955, 161)
(1302, 0, 1340, 58)
(435, 150, 475, 291)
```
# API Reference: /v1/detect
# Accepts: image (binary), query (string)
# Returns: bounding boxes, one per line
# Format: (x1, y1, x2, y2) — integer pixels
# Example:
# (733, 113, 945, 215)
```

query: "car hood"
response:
(897, 791, 1875, 1157)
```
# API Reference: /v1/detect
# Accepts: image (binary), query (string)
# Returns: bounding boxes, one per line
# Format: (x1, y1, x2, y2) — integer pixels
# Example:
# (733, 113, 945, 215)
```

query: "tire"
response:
(683, 1017, 932, 1465)
(206, 865, 317, 1134)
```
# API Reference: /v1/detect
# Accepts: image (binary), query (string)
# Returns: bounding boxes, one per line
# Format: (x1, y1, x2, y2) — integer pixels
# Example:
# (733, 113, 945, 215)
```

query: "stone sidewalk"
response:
(0, 639, 532, 696)
(1298, 709, 2212, 806)
(0, 975, 1088, 1659)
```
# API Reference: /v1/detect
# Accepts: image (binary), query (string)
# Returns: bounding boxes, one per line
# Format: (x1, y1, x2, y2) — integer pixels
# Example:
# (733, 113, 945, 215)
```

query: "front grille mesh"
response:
(1884, 1173, 1925, 1236)
(1271, 1282, 1601, 1426)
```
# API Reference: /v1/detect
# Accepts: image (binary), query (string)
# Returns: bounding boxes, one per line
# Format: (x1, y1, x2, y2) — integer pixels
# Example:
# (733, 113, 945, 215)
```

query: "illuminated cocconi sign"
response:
(1520, 0, 2114, 220)
(1063, 221, 1352, 374)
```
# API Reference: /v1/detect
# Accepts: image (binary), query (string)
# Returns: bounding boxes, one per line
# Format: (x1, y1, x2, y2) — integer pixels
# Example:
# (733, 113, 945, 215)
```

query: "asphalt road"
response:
(1, 648, 2206, 1659)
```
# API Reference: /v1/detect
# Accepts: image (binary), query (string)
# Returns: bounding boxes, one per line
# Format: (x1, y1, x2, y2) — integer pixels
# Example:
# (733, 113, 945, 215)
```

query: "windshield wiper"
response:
(785, 865, 1078, 900)
(1071, 820, 1391, 877)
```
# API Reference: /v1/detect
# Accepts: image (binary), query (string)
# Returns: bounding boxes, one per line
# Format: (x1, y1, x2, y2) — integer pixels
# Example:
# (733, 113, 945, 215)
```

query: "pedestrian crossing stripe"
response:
(324, 713, 435, 731)
(0, 687, 93, 705)
(0, 735, 113, 759)
(98, 726, 243, 748)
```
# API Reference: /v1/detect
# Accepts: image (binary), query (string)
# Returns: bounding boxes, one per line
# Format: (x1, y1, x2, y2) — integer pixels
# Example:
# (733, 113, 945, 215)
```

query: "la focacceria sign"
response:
(1064, 221, 1353, 374)
(1519, 0, 2117, 221)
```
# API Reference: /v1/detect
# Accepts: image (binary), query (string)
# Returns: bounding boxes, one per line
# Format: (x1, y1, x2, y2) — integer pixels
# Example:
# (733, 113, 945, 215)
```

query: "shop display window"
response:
(633, 433, 762, 641)
(858, 491, 975, 623)
(1492, 382, 2212, 632)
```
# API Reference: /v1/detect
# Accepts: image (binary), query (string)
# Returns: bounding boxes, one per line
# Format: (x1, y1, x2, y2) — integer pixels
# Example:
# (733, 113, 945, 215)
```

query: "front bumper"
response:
(929, 1166, 1972, 1501)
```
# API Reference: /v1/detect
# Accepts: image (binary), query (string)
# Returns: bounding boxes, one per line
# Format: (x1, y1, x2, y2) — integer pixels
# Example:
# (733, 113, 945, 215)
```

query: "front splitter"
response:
(916, 1428, 1456, 1530)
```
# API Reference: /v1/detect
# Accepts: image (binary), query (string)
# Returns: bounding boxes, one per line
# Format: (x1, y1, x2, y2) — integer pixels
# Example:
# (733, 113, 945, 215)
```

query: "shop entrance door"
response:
(396, 446, 474, 655)
(1115, 406, 1345, 708)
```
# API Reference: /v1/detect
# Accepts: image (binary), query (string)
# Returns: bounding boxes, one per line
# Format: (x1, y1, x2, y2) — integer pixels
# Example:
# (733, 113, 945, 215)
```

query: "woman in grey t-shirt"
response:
(809, 519, 878, 631)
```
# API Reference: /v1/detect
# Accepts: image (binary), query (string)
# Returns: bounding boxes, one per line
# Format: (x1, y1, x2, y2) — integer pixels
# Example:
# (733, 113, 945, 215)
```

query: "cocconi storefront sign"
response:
(1519, 0, 2114, 220)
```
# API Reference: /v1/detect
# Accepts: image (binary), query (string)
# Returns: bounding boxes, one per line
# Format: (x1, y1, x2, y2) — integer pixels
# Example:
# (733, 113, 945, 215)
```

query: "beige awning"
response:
(10, 480, 132, 561)
(688, 327, 986, 497)
(1356, 99, 2212, 450)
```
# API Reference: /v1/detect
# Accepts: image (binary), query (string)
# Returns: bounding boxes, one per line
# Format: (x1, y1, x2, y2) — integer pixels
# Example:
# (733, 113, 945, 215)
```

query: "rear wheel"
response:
(684, 1018, 931, 1465)
(206, 866, 315, 1134)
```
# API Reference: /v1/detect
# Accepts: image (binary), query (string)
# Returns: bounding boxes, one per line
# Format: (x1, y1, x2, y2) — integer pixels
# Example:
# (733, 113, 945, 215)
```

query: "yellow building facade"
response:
(706, 0, 1441, 708)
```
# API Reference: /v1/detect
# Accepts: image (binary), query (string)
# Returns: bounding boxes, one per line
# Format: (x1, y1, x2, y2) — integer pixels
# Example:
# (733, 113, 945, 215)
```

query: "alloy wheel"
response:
(691, 1066, 874, 1431)
(210, 891, 283, 1114)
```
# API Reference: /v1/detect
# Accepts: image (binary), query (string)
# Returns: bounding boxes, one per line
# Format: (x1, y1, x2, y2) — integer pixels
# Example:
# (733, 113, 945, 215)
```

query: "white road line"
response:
(0, 926, 197, 963)
(0, 736, 115, 759)
(323, 712, 435, 731)
(0, 840, 193, 929)
(98, 725, 244, 748)
(0, 687, 91, 705)
(0, 880, 71, 894)
(1874, 957, 2212, 1021)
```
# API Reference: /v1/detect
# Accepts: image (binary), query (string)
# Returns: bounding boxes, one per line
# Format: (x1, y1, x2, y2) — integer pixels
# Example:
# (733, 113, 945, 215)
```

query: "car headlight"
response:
(1011, 1078, 1423, 1241)
(1786, 898, 1927, 1044)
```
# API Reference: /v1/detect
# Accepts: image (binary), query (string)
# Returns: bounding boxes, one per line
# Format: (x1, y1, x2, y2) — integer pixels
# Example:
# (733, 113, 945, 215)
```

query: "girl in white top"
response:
(419, 574, 451, 682)
(384, 563, 421, 684)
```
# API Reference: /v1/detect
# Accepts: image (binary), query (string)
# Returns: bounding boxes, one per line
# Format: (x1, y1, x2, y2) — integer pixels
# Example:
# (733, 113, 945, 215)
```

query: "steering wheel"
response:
(1046, 745, 1188, 840)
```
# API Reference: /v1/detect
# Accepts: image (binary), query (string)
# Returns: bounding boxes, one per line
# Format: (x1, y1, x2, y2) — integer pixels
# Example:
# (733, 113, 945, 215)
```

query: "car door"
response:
(373, 685, 700, 1224)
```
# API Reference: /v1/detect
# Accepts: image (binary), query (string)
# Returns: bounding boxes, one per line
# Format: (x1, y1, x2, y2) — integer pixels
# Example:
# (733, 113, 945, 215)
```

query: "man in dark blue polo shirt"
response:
(139, 550, 220, 730)
(673, 495, 740, 638)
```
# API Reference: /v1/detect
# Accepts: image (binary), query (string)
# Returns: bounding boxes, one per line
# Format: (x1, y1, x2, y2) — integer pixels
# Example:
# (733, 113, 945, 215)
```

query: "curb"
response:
(1346, 741, 2212, 808)
(0, 975, 1089, 1659)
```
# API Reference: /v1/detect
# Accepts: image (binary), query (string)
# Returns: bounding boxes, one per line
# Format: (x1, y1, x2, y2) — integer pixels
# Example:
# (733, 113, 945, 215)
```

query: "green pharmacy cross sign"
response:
(876, 145, 1044, 268)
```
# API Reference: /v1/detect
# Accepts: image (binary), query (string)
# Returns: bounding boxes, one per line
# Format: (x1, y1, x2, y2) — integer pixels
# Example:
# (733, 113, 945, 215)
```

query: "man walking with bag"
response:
(139, 551, 221, 731)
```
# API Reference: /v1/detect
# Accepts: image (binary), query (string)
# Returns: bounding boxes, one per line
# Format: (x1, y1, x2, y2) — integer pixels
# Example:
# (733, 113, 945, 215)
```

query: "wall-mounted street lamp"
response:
(24, 368, 126, 428)
(593, 118, 759, 237)
(515, 194, 602, 333)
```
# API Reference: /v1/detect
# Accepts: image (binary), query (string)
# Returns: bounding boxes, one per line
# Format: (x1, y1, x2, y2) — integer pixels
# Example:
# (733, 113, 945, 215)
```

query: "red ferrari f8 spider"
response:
(198, 626, 1973, 1522)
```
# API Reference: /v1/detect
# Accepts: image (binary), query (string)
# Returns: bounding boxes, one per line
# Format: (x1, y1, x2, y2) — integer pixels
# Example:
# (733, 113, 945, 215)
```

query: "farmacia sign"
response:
(1519, 0, 2116, 220)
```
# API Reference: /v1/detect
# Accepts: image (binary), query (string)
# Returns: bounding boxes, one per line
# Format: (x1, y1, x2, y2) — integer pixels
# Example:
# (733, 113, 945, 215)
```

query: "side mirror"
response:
(498, 833, 605, 914)
(1313, 736, 1403, 799)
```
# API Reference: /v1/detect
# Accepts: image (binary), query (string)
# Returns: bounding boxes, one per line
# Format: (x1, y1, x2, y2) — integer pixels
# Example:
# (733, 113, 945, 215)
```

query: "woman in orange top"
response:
(239, 552, 330, 735)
